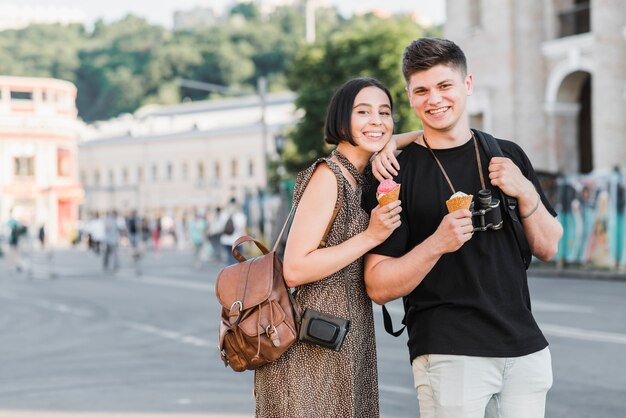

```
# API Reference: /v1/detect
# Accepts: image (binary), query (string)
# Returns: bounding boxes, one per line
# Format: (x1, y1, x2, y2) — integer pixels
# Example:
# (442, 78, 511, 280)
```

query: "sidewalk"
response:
(529, 263, 626, 281)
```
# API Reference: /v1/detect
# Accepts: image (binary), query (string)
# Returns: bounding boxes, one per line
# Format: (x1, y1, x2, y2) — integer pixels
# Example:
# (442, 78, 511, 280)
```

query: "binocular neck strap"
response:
(423, 132, 487, 194)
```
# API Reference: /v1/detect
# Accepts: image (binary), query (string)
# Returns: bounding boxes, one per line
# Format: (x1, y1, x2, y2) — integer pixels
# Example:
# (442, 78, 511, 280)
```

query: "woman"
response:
(254, 77, 417, 417)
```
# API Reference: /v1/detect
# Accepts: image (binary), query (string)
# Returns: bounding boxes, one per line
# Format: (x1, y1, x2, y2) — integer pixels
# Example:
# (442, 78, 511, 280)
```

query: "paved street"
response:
(1, 246, 625, 417)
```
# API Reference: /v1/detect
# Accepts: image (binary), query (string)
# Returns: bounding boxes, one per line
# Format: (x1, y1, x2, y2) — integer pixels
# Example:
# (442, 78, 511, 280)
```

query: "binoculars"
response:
(471, 189, 503, 232)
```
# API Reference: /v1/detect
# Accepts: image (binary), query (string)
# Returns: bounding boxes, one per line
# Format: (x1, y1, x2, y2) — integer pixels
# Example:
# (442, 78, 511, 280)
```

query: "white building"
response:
(78, 92, 298, 219)
(446, 0, 626, 174)
(0, 76, 83, 245)
(0, 4, 85, 31)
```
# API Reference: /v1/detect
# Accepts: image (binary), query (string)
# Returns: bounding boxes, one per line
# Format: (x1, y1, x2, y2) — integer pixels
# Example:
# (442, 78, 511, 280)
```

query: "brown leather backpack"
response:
(216, 167, 343, 372)
(216, 235, 300, 372)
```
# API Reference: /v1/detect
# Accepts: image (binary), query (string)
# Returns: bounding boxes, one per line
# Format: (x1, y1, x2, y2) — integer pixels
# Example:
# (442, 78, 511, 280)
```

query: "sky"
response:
(10, 1, 446, 28)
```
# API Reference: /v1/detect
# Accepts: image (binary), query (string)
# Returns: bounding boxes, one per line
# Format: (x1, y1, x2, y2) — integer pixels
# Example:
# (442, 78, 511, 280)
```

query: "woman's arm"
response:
(283, 163, 402, 288)
(372, 130, 422, 181)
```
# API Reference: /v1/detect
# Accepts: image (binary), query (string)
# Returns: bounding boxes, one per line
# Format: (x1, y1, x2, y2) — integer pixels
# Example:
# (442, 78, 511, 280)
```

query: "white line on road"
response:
(379, 384, 415, 396)
(122, 320, 214, 348)
(539, 323, 626, 345)
(117, 274, 214, 292)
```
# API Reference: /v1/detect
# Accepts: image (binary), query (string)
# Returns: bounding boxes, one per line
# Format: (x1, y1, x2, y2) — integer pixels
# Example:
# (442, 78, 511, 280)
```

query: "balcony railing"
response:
(558, 3, 590, 38)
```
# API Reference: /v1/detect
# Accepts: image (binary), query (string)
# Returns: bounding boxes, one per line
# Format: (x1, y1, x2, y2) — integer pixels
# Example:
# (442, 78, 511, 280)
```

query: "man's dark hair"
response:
(324, 77, 393, 146)
(402, 38, 467, 82)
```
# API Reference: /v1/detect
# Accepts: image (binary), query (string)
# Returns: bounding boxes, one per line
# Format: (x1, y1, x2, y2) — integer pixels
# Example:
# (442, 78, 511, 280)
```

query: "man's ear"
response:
(465, 74, 473, 96)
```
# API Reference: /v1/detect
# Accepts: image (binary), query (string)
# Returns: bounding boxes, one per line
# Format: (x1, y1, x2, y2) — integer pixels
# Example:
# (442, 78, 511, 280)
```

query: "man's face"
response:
(405, 64, 473, 133)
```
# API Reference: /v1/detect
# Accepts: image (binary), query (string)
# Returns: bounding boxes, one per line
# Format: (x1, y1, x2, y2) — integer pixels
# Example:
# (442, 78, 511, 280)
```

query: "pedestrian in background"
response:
(207, 207, 224, 263)
(103, 210, 121, 273)
(188, 211, 207, 270)
(219, 199, 247, 265)
(5, 209, 24, 273)
(126, 210, 142, 275)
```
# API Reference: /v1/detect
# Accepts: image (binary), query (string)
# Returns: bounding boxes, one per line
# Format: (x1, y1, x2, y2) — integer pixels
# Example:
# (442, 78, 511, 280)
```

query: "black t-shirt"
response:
(363, 134, 556, 362)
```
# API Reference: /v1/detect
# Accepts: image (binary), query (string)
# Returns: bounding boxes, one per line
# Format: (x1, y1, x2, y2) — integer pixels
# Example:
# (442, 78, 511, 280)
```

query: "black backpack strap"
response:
(472, 129, 532, 269)
(382, 304, 406, 337)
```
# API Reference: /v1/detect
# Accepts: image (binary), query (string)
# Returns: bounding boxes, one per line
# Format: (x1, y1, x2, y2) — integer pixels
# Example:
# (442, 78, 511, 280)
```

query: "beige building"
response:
(0, 76, 83, 245)
(446, 0, 626, 174)
(78, 92, 298, 218)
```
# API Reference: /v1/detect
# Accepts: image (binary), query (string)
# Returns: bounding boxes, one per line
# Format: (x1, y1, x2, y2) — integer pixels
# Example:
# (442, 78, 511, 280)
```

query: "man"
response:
(219, 198, 247, 265)
(363, 38, 563, 418)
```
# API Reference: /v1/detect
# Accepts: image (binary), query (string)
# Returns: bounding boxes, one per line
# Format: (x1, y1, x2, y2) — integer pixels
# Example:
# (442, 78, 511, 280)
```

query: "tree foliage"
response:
(284, 15, 441, 173)
(0, 6, 440, 132)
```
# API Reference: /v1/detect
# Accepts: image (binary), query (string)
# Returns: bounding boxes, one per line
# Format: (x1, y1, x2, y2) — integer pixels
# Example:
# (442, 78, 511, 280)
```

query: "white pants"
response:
(411, 347, 552, 418)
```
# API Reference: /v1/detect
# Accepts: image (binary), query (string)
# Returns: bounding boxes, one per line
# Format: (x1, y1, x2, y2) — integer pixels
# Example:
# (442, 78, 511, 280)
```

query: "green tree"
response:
(284, 15, 439, 173)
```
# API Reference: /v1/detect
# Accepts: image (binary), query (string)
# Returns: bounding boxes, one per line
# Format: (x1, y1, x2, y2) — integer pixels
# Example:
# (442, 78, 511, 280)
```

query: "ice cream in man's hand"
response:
(376, 179, 401, 206)
(445, 191, 473, 213)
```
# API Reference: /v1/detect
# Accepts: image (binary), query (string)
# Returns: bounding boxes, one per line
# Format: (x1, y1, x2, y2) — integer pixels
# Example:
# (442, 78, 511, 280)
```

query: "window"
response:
(152, 165, 158, 182)
(108, 170, 115, 186)
(57, 148, 71, 177)
(215, 162, 221, 179)
(198, 162, 205, 180)
(14, 156, 35, 178)
(182, 162, 188, 180)
(248, 160, 255, 177)
(122, 168, 129, 185)
(231, 159, 238, 177)
(94, 170, 101, 186)
(166, 163, 173, 181)
(10, 91, 33, 101)
(137, 167, 144, 183)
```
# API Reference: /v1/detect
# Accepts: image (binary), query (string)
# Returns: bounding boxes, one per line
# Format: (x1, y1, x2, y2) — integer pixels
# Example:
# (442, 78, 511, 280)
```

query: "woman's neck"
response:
(336, 143, 370, 173)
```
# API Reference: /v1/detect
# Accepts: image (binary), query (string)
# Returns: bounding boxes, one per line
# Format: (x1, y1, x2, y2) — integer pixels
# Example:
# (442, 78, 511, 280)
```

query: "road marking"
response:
(117, 274, 214, 292)
(540, 323, 626, 345)
(533, 300, 594, 313)
(379, 384, 415, 396)
(123, 320, 213, 348)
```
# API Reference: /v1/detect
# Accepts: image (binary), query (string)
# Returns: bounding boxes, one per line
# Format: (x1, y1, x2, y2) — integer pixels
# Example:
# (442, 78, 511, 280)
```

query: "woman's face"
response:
(349, 86, 393, 153)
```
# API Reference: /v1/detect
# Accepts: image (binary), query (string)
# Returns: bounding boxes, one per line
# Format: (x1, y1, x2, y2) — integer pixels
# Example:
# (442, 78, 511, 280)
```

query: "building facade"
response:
(78, 92, 298, 220)
(446, 0, 626, 174)
(0, 76, 83, 245)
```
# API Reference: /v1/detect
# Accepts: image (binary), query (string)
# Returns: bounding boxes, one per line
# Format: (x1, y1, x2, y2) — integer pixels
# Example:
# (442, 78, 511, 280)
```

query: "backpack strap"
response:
(472, 129, 532, 269)
(382, 304, 406, 337)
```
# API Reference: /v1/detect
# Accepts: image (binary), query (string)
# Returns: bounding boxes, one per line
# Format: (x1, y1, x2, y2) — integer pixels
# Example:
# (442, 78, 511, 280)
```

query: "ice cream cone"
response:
(377, 184, 401, 206)
(445, 194, 473, 213)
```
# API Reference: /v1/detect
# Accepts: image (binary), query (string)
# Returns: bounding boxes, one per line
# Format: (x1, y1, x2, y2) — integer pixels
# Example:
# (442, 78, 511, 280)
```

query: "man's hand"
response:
(488, 157, 535, 199)
(430, 209, 474, 255)
(372, 138, 400, 182)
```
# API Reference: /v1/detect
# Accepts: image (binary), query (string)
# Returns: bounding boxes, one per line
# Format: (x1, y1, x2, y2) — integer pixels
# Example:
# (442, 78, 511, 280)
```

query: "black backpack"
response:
(382, 129, 533, 337)
(223, 215, 235, 235)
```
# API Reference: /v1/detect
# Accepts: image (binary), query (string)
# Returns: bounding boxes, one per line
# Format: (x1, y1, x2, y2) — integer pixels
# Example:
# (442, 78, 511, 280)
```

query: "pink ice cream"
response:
(376, 179, 400, 206)
(377, 179, 398, 194)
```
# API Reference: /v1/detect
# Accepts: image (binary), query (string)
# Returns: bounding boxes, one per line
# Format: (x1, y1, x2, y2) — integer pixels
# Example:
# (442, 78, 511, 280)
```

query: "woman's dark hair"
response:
(324, 77, 393, 146)
(402, 38, 467, 82)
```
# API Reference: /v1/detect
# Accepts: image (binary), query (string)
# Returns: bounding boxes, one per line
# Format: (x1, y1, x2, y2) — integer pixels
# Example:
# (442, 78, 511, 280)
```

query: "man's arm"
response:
(365, 209, 473, 305)
(488, 156, 563, 261)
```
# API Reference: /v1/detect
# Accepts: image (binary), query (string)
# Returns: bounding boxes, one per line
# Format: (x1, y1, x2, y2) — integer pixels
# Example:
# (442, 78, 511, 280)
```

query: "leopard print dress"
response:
(254, 153, 379, 418)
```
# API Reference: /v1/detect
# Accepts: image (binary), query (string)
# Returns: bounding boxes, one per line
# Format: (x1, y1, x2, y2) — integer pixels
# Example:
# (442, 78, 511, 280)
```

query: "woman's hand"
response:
(364, 200, 402, 244)
(372, 138, 400, 182)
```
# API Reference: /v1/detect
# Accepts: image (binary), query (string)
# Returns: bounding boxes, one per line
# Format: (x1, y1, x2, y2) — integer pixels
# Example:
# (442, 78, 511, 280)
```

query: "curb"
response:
(528, 266, 626, 281)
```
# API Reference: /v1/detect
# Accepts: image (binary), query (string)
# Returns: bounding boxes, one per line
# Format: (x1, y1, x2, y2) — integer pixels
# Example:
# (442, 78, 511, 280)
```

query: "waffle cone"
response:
(446, 194, 473, 213)
(376, 184, 401, 206)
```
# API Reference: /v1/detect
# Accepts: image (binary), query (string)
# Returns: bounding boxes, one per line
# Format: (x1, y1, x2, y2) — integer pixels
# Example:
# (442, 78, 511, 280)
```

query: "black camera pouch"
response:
(298, 308, 350, 352)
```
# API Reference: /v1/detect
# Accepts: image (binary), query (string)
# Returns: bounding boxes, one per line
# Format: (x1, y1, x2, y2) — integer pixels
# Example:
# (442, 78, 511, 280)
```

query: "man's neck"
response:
(423, 122, 472, 149)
